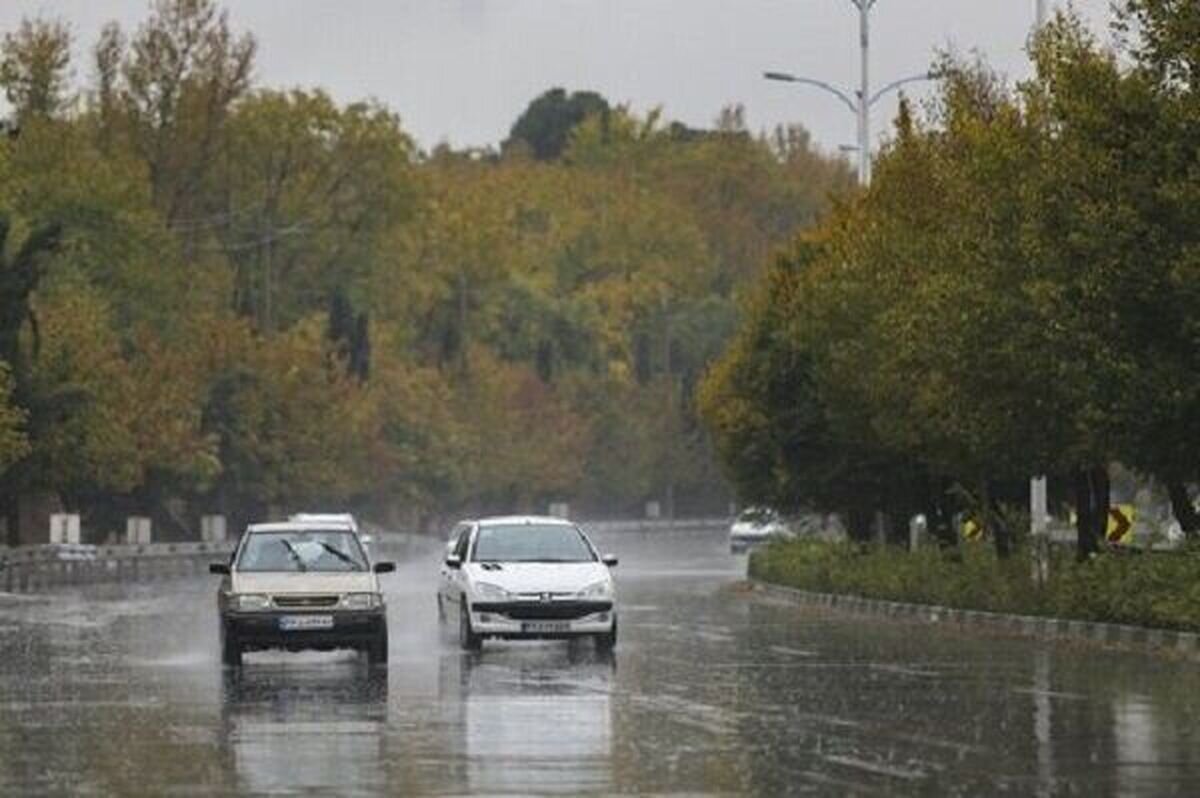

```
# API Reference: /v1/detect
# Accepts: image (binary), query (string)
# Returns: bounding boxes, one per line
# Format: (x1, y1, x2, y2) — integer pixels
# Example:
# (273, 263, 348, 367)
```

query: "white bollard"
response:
(200, 515, 227, 543)
(126, 516, 151, 545)
(49, 513, 81, 545)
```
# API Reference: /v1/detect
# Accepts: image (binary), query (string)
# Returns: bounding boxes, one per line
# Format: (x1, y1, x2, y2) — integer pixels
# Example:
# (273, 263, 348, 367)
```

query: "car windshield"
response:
(236, 529, 367, 572)
(471, 524, 596, 563)
(738, 507, 777, 524)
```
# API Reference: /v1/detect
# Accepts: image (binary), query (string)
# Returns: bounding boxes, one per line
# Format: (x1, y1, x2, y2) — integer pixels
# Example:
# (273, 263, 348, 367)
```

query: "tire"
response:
(367, 626, 389, 666)
(221, 628, 242, 667)
(459, 603, 482, 652)
(595, 617, 617, 653)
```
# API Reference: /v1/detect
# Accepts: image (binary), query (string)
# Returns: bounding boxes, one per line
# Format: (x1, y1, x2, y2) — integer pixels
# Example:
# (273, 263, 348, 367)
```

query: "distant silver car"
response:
(729, 508, 791, 553)
(210, 521, 395, 667)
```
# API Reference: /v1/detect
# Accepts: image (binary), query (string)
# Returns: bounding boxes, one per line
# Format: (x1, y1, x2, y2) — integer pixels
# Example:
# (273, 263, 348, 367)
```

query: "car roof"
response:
(288, 512, 356, 526)
(475, 515, 575, 528)
(246, 521, 358, 534)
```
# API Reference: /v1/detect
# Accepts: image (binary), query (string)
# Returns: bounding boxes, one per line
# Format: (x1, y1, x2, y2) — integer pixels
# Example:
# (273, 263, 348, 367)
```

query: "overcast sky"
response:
(1, 1, 1115, 156)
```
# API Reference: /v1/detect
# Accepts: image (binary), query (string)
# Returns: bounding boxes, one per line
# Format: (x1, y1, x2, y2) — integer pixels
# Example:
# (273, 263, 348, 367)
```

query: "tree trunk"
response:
(925, 478, 956, 548)
(846, 508, 874, 544)
(2, 488, 17, 548)
(1073, 465, 1109, 561)
(1074, 468, 1095, 561)
(1167, 480, 1200, 537)
(988, 482, 1013, 559)
(1092, 465, 1110, 547)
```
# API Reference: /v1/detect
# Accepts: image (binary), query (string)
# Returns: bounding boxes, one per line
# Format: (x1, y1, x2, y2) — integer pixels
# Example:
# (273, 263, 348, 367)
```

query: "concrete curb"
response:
(750, 580, 1200, 660)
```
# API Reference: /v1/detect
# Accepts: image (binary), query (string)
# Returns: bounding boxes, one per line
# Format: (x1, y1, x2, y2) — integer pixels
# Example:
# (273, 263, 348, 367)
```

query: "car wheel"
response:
(595, 617, 617, 652)
(459, 603, 482, 652)
(221, 629, 242, 667)
(367, 627, 389, 666)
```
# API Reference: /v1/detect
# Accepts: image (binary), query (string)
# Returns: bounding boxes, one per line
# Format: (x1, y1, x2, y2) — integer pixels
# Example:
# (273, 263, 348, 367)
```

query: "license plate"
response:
(521, 621, 570, 633)
(279, 615, 334, 631)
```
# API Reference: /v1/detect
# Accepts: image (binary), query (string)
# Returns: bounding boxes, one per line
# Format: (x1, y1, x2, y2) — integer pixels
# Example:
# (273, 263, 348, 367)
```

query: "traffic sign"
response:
(1105, 504, 1135, 546)
(962, 517, 984, 542)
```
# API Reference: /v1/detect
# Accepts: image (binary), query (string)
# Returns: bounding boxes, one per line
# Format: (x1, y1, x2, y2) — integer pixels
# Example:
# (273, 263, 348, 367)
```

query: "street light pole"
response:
(768, 0, 920, 187)
(1030, 0, 1051, 580)
(856, 0, 873, 185)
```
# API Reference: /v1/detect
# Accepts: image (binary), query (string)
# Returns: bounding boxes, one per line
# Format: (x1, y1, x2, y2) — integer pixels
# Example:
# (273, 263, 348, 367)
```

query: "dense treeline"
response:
(700, 2, 1200, 558)
(0, 1, 852, 543)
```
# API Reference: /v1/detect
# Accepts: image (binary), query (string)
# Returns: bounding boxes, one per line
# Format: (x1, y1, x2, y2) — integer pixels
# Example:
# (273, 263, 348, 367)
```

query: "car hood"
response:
(464, 562, 610, 594)
(231, 572, 377, 595)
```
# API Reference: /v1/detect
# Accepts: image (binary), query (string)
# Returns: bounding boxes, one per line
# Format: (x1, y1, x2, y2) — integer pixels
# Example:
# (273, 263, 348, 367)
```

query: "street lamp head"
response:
(763, 71, 798, 83)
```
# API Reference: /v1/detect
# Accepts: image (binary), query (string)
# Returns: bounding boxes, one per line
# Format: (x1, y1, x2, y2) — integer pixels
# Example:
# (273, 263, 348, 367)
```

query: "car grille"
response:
(273, 595, 340, 608)
(473, 600, 612, 621)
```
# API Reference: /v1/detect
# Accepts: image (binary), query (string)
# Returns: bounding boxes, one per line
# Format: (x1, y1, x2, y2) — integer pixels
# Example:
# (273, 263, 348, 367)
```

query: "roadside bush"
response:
(750, 539, 1200, 632)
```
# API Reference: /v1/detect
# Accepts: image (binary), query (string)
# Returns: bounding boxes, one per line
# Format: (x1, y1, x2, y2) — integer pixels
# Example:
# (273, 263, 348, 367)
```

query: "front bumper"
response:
(222, 609, 386, 652)
(468, 600, 614, 638)
(729, 535, 770, 552)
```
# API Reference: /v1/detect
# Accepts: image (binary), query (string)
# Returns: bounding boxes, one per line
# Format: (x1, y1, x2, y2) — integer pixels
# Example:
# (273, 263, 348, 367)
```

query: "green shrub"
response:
(751, 539, 1200, 632)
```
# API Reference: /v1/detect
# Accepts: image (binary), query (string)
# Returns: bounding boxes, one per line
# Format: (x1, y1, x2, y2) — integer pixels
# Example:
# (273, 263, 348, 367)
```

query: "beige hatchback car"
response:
(210, 521, 395, 666)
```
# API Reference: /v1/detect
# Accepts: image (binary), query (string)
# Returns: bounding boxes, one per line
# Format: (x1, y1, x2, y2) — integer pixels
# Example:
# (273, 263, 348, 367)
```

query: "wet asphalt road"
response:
(3, 528, 1200, 796)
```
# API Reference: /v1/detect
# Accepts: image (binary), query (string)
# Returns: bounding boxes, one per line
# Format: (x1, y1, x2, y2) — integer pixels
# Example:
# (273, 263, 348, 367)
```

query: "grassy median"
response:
(749, 539, 1200, 633)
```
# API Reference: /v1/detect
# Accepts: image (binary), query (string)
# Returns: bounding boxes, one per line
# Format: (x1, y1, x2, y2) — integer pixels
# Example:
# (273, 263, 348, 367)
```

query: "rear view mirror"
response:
(373, 561, 395, 574)
(209, 563, 230, 575)
(602, 554, 618, 568)
(445, 555, 462, 569)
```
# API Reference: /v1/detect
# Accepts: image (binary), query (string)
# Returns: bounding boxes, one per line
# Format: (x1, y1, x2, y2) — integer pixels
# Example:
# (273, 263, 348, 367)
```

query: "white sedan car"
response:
(438, 516, 618, 652)
(729, 507, 791, 553)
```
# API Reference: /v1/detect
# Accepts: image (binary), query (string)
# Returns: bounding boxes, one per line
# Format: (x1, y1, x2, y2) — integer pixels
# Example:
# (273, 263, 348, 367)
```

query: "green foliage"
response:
(703, 7, 1200, 555)
(0, 363, 28, 473)
(753, 539, 1200, 632)
(0, 17, 73, 121)
(0, 1, 850, 537)
(506, 88, 610, 161)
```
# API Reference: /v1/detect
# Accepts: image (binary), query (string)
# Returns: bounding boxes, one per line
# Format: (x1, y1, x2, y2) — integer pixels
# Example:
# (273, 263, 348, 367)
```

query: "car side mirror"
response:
(602, 554, 618, 568)
(445, 555, 462, 569)
(209, 563, 230, 575)
(373, 561, 395, 574)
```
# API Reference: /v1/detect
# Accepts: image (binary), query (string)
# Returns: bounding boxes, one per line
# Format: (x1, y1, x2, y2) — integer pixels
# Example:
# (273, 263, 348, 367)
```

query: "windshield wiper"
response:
(317, 541, 362, 570)
(279, 539, 307, 572)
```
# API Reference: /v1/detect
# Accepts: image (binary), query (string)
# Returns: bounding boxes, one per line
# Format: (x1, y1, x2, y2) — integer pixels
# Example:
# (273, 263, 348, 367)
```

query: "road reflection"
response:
(221, 658, 388, 795)
(440, 643, 615, 794)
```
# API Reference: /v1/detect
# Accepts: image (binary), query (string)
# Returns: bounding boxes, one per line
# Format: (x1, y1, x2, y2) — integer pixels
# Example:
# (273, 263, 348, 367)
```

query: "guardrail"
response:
(0, 518, 731, 596)
(1, 541, 236, 594)
(581, 518, 729, 534)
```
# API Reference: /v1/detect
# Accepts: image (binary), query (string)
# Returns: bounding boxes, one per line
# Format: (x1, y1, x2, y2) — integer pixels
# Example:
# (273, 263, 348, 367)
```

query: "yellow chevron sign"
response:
(961, 517, 984, 542)
(1105, 504, 1135, 546)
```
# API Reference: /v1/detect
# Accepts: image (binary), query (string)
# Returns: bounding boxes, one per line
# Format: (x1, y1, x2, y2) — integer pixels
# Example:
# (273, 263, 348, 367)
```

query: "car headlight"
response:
(234, 594, 271, 611)
(473, 582, 510, 600)
(341, 593, 382, 610)
(577, 580, 612, 599)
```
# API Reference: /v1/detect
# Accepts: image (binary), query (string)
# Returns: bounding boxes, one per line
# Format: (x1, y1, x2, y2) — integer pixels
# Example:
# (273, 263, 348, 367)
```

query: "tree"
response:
(0, 17, 73, 122)
(506, 88, 610, 160)
(221, 89, 418, 330)
(0, 364, 28, 476)
(96, 0, 256, 225)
